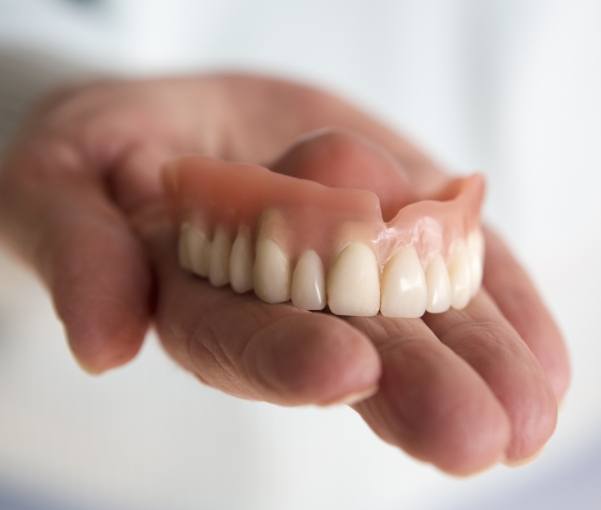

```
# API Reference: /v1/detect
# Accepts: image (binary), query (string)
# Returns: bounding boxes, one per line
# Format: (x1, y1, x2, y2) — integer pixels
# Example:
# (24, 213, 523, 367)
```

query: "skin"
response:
(0, 74, 570, 475)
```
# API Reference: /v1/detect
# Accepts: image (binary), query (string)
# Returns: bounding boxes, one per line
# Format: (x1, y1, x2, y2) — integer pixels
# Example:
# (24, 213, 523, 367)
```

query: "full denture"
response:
(164, 155, 485, 318)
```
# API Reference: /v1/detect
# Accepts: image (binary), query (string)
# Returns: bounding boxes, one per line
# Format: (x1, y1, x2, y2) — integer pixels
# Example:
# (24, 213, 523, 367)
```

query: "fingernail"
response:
(74, 356, 104, 375)
(321, 384, 379, 407)
(503, 448, 544, 467)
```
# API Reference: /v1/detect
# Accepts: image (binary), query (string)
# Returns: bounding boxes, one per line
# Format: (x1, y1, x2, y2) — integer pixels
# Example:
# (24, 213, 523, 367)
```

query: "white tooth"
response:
(327, 242, 380, 316)
(178, 223, 193, 271)
(253, 239, 291, 303)
(229, 226, 254, 293)
(291, 250, 326, 310)
(380, 246, 427, 318)
(256, 208, 284, 238)
(468, 230, 484, 296)
(179, 223, 210, 276)
(425, 254, 451, 313)
(448, 239, 472, 309)
(209, 224, 232, 287)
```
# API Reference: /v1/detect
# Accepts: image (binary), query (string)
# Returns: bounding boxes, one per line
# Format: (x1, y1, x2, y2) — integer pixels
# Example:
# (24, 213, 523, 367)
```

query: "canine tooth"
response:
(380, 246, 427, 318)
(256, 208, 284, 238)
(327, 242, 380, 316)
(179, 223, 210, 276)
(229, 226, 254, 293)
(425, 254, 451, 313)
(253, 239, 291, 303)
(468, 230, 484, 296)
(209, 224, 232, 287)
(448, 239, 472, 309)
(291, 250, 326, 310)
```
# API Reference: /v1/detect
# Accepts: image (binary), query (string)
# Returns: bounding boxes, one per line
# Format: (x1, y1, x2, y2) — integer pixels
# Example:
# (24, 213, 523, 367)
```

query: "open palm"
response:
(0, 75, 569, 474)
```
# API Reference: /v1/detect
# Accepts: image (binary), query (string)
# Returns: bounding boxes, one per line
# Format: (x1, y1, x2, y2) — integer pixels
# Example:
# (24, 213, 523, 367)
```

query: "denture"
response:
(164, 155, 485, 318)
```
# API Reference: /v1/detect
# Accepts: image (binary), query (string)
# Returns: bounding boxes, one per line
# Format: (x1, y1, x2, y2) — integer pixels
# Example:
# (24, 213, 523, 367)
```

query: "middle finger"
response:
(348, 314, 510, 475)
(423, 291, 557, 463)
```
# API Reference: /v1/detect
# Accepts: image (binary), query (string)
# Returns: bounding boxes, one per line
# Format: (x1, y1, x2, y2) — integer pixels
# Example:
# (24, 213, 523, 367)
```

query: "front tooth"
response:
(229, 226, 254, 293)
(327, 242, 380, 316)
(253, 239, 291, 303)
(448, 239, 472, 309)
(291, 250, 326, 310)
(178, 222, 210, 276)
(425, 254, 451, 313)
(209, 224, 232, 287)
(380, 246, 427, 318)
(468, 230, 484, 296)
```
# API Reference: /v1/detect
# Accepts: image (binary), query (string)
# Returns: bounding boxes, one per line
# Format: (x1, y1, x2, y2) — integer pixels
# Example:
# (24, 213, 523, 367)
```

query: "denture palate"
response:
(165, 156, 485, 318)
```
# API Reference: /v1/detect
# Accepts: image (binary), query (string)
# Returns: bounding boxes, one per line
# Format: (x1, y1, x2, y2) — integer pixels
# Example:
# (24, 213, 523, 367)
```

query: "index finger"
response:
(146, 220, 382, 406)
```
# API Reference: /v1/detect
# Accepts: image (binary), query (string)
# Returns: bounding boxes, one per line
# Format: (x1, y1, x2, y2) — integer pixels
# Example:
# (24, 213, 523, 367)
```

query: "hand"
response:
(0, 75, 570, 474)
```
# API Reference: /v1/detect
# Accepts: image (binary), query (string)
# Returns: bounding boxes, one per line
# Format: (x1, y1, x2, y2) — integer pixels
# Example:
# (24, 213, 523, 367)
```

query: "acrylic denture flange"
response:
(166, 156, 485, 318)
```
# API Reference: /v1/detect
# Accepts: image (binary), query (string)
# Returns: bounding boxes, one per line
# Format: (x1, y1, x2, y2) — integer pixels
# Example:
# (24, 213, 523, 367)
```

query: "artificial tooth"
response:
(253, 239, 291, 303)
(380, 246, 427, 318)
(256, 208, 285, 239)
(229, 226, 254, 293)
(291, 250, 326, 310)
(178, 222, 210, 276)
(209, 224, 232, 287)
(425, 253, 452, 313)
(327, 242, 380, 316)
(178, 223, 192, 271)
(448, 239, 472, 309)
(468, 230, 485, 296)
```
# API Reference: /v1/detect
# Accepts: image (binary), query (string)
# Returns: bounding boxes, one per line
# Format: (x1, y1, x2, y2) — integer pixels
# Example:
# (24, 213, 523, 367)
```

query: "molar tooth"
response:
(448, 239, 472, 309)
(327, 242, 380, 316)
(178, 222, 210, 276)
(425, 254, 451, 313)
(209, 224, 232, 287)
(468, 230, 484, 296)
(380, 246, 427, 318)
(253, 239, 291, 303)
(229, 226, 254, 293)
(178, 223, 193, 270)
(291, 250, 326, 310)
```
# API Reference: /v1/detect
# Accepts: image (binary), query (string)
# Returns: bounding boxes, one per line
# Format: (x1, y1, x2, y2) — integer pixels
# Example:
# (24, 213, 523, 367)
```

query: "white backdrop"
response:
(0, 1, 600, 509)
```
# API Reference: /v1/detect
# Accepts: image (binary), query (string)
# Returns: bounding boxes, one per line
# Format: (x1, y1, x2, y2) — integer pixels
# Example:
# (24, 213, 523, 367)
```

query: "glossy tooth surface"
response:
(209, 224, 232, 287)
(448, 239, 472, 309)
(291, 250, 326, 310)
(380, 246, 427, 318)
(327, 242, 380, 316)
(229, 226, 254, 293)
(179, 223, 210, 276)
(425, 254, 451, 313)
(468, 230, 485, 296)
(254, 239, 291, 303)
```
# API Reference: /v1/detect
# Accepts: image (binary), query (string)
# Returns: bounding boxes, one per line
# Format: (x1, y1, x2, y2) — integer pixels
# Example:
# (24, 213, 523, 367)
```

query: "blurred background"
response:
(0, 0, 600, 509)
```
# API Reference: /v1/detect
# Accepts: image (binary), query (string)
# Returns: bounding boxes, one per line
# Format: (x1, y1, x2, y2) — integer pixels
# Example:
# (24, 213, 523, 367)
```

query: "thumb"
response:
(0, 139, 152, 373)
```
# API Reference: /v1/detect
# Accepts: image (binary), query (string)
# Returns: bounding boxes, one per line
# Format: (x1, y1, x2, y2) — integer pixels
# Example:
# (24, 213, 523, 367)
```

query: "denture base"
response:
(169, 157, 485, 318)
